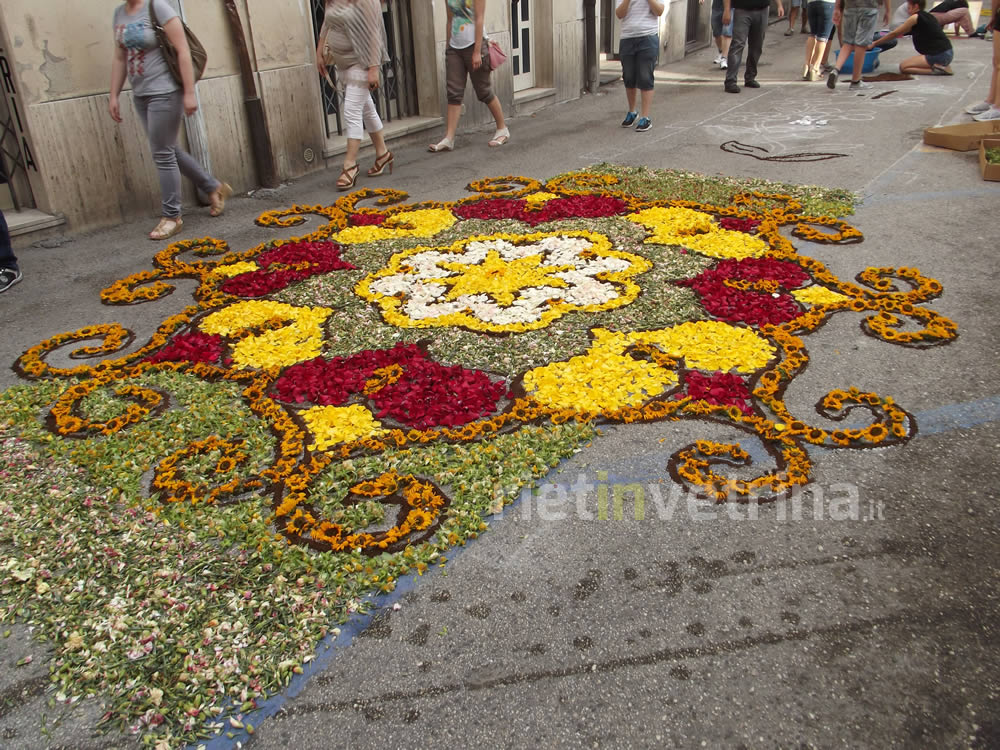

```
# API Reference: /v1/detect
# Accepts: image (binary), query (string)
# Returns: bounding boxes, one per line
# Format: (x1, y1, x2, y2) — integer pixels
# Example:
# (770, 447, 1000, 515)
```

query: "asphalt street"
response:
(1, 24, 998, 750)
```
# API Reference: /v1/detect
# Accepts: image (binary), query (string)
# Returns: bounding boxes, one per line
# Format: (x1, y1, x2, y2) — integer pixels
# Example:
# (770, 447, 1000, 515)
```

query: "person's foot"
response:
(621, 111, 638, 127)
(0, 267, 22, 294)
(848, 80, 873, 90)
(931, 64, 954, 75)
(820, 63, 835, 75)
(973, 106, 1000, 121)
(807, 66, 821, 81)
(209, 182, 233, 218)
(744, 79, 760, 88)
(635, 117, 652, 132)
(784, 28, 795, 35)
(488, 127, 510, 147)
(720, 58, 728, 69)
(713, 53, 725, 66)
(827, 69, 839, 89)
(725, 81, 741, 93)
(149, 217, 184, 241)
(802, 64, 810, 80)
(965, 100, 992, 114)
(428, 137, 455, 153)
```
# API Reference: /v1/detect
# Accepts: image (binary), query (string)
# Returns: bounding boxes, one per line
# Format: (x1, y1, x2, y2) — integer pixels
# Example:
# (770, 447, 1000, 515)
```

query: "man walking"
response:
(827, 0, 890, 90)
(723, 0, 785, 92)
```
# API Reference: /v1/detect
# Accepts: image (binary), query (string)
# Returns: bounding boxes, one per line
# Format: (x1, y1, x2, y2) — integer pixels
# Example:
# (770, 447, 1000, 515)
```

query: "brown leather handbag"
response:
(149, 0, 208, 84)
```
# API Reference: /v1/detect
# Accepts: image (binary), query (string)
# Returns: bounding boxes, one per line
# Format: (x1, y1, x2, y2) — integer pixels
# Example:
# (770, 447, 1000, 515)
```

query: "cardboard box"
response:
(923, 121, 1000, 151)
(980, 138, 1000, 181)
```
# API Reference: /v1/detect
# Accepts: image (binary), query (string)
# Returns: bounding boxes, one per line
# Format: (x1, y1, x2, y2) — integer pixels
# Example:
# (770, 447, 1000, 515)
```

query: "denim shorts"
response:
(619, 34, 659, 91)
(711, 0, 734, 37)
(807, 0, 836, 40)
(841, 7, 879, 46)
(924, 47, 954, 66)
(790, 0, 803, 8)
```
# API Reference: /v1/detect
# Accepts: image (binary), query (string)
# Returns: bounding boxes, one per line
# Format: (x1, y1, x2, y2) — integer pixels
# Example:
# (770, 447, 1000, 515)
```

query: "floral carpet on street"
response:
(0, 166, 957, 746)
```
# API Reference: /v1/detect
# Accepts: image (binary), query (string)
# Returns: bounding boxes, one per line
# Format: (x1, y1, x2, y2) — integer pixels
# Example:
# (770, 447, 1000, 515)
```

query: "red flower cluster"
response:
(679, 370, 753, 414)
(718, 217, 761, 233)
(349, 213, 386, 226)
(145, 332, 223, 364)
(271, 343, 507, 430)
(454, 195, 628, 226)
(221, 241, 355, 297)
(678, 257, 809, 327)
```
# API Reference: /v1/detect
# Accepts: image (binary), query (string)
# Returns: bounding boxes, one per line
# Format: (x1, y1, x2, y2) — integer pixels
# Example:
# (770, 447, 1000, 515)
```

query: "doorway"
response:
(511, 0, 535, 91)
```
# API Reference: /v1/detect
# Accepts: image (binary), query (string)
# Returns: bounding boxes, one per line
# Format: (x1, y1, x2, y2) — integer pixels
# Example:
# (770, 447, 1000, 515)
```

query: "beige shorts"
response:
(446, 40, 495, 105)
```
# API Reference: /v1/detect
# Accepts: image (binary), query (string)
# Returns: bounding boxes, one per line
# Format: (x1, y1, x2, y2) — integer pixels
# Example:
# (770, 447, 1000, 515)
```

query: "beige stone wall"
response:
(0, 0, 324, 231)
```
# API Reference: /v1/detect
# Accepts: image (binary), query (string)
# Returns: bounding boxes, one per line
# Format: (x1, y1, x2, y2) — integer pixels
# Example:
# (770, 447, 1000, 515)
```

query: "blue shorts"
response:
(620, 34, 658, 91)
(924, 48, 954, 66)
(711, 0, 734, 37)
(790, 0, 803, 8)
(807, 0, 836, 40)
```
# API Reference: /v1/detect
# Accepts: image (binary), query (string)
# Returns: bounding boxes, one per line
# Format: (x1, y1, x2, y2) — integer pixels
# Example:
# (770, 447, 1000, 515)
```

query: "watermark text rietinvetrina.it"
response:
(490, 472, 883, 522)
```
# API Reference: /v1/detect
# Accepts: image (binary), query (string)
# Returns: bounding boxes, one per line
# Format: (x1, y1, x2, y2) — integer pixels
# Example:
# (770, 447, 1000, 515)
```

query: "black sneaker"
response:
(744, 79, 760, 88)
(621, 111, 638, 128)
(725, 81, 740, 93)
(635, 117, 652, 132)
(0, 267, 22, 294)
(827, 69, 839, 89)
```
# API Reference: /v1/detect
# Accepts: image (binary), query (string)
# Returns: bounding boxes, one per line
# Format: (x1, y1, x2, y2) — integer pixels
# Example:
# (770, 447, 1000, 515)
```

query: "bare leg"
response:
(640, 89, 654, 118)
(486, 95, 506, 130)
(809, 38, 828, 68)
(625, 87, 638, 112)
(369, 129, 388, 159)
(804, 35, 816, 73)
(849, 43, 865, 82)
(721, 35, 731, 56)
(788, 6, 799, 31)
(444, 103, 462, 141)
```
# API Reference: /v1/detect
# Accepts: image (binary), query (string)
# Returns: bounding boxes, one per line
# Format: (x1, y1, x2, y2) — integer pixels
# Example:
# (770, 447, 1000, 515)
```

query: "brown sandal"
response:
(367, 150, 394, 177)
(149, 217, 184, 241)
(209, 182, 233, 217)
(337, 164, 360, 191)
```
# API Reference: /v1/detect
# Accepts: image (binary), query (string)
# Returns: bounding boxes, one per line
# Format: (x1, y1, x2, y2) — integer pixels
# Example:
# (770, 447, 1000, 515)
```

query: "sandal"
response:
(149, 217, 183, 241)
(428, 137, 454, 153)
(209, 182, 233, 217)
(337, 163, 360, 191)
(368, 150, 394, 177)
(488, 128, 510, 147)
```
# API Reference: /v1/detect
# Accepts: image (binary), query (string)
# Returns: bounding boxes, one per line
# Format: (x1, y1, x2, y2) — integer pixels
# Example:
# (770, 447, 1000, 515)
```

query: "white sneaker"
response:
(848, 80, 873, 90)
(713, 53, 724, 66)
(965, 101, 991, 115)
(720, 58, 728, 69)
(973, 107, 1000, 121)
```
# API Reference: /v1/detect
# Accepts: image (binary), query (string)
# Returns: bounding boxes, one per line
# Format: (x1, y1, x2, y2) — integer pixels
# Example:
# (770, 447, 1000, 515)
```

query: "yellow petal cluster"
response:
(199, 300, 331, 370)
(299, 404, 385, 451)
(524, 191, 560, 208)
(792, 286, 850, 306)
(627, 206, 769, 259)
(211, 262, 259, 278)
(523, 321, 775, 412)
(333, 208, 456, 245)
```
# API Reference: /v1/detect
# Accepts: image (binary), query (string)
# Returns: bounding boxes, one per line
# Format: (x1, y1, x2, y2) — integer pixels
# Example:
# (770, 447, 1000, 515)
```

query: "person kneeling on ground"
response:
(871, 0, 954, 75)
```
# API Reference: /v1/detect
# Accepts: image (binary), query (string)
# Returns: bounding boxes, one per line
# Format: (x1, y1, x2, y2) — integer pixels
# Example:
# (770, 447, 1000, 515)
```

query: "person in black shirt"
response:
(870, 0, 953, 74)
(722, 0, 785, 92)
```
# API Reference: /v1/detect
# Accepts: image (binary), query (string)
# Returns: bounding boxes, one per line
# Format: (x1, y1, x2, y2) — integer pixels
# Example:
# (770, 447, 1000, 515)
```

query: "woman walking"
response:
(317, 0, 394, 190)
(110, 0, 231, 241)
(429, 0, 510, 152)
(803, 0, 837, 80)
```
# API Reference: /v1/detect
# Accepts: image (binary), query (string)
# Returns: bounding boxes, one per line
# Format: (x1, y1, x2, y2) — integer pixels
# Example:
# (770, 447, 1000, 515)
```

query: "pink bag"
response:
(488, 40, 507, 69)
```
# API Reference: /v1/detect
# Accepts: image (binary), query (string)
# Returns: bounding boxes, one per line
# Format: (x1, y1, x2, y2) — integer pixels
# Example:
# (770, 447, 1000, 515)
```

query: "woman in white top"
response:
(428, 0, 509, 152)
(615, 0, 665, 133)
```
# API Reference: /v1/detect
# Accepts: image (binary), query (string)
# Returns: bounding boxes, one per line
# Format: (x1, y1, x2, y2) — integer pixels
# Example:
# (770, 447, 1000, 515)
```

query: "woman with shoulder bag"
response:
(110, 0, 231, 240)
(428, 0, 509, 152)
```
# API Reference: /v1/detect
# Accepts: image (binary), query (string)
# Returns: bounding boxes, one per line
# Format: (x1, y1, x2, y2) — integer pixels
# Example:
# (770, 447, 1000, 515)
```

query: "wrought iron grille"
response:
(312, 0, 419, 138)
(0, 51, 33, 211)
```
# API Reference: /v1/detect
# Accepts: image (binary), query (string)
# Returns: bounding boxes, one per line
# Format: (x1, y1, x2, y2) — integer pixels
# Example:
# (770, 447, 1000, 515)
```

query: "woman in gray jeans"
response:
(110, 0, 231, 240)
